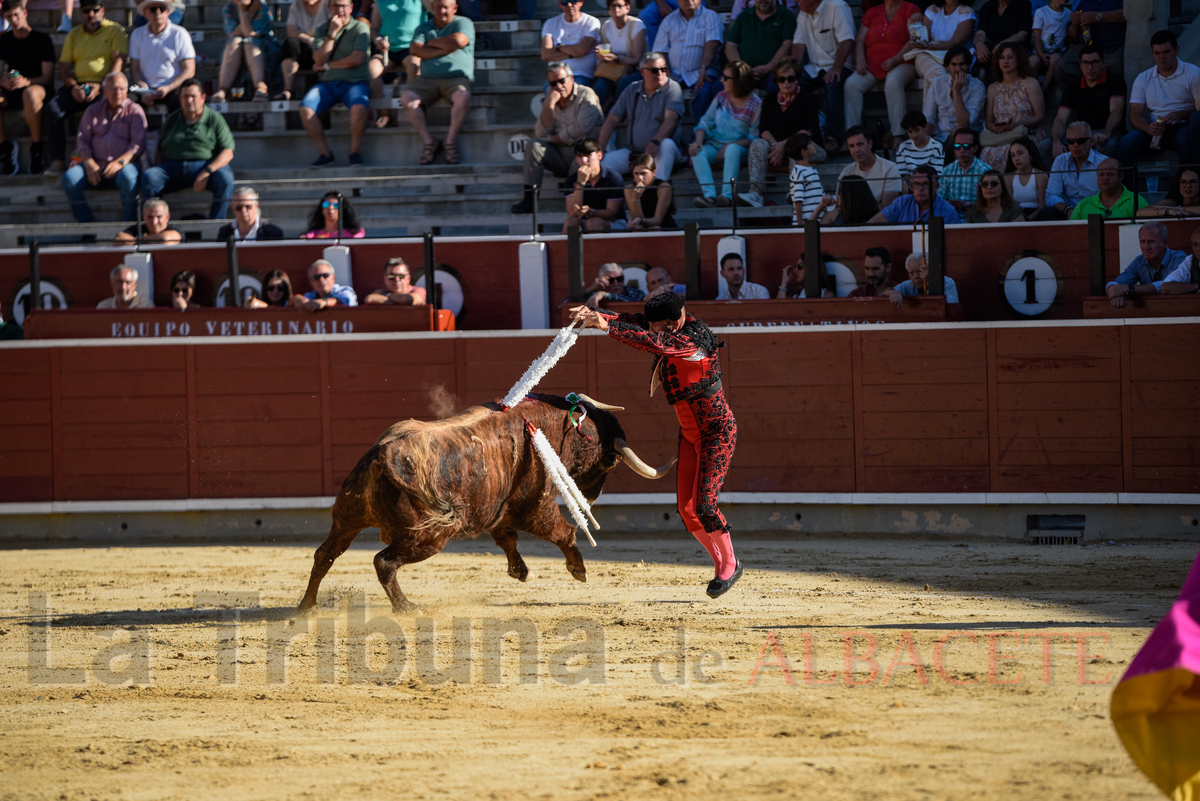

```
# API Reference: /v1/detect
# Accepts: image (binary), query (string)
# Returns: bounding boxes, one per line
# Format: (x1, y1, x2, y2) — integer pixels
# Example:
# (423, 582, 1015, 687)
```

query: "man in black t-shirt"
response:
(0, 0, 56, 174)
(1045, 44, 1126, 161)
(562, 137, 626, 233)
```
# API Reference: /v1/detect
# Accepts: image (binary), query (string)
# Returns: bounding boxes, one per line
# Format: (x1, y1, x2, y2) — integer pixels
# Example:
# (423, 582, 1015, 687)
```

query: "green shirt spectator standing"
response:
(399, 0, 474, 166)
(298, 0, 373, 167)
(139, 78, 237, 218)
(725, 0, 796, 88)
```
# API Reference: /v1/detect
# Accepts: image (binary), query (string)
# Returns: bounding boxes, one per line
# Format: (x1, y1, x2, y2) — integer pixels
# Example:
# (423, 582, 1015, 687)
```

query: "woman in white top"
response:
(1004, 136, 1047, 218)
(898, 0, 976, 88)
(593, 0, 645, 107)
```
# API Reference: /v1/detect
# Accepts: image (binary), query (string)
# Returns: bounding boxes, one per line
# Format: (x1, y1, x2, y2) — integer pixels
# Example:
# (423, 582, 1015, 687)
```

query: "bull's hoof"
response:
(295, 601, 317, 618)
(569, 567, 588, 583)
(392, 599, 420, 614)
(507, 564, 531, 582)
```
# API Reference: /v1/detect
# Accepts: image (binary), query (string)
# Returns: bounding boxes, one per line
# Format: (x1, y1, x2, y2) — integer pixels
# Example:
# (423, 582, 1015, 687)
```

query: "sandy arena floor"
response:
(0, 534, 1194, 800)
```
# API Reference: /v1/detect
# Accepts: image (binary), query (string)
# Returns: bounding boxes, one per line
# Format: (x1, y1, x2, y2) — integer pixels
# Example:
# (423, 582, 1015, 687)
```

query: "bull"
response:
(296, 393, 674, 613)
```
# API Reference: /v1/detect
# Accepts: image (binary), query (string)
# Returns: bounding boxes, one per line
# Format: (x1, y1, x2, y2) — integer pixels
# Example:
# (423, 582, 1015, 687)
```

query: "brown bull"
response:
(296, 393, 672, 613)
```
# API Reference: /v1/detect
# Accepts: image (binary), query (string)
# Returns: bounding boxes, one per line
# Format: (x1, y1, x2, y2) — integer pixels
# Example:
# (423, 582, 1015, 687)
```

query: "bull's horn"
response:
(614, 438, 676, 479)
(574, 393, 624, 412)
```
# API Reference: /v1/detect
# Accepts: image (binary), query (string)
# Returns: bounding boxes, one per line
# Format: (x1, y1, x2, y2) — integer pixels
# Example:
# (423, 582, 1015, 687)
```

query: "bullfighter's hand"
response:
(569, 305, 609, 331)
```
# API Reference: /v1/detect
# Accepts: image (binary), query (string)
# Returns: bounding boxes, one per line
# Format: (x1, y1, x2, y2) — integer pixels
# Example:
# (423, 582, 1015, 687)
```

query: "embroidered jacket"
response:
(600, 311, 724, 405)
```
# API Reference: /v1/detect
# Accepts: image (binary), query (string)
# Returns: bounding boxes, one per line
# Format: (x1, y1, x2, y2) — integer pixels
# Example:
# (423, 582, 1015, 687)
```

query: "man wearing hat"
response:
(570, 292, 743, 600)
(45, 0, 127, 177)
(129, 0, 194, 113)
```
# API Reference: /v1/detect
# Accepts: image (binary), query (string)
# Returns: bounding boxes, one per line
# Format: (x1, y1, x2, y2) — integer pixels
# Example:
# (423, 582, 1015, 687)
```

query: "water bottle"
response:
(1150, 116, 1165, 150)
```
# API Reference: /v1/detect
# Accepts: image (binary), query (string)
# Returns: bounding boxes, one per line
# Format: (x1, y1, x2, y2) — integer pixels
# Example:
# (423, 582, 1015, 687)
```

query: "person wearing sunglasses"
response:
(593, 53, 683, 183)
(44, 0, 128, 178)
(302, 190, 366, 238)
(128, 0, 193, 113)
(511, 61, 602, 215)
(169, 269, 201, 310)
(742, 57, 823, 207)
(690, 60, 761, 208)
(963, 168, 1024, 222)
(582, 261, 645, 308)
(1040, 120, 1105, 220)
(244, 268, 293, 308)
(293, 258, 359, 313)
(868, 163, 961, 223)
(217, 186, 285, 240)
(365, 256, 427, 305)
(540, 0, 600, 87)
(939, 126, 989, 211)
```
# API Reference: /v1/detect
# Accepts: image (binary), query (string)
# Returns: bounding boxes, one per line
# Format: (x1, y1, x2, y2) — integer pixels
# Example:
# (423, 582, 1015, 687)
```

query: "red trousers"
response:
(673, 389, 737, 534)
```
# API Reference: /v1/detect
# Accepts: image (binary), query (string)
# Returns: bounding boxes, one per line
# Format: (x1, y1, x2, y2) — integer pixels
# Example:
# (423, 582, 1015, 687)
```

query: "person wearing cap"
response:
(140, 78, 236, 219)
(128, 0, 193, 113)
(45, 0, 128, 178)
(569, 292, 743, 600)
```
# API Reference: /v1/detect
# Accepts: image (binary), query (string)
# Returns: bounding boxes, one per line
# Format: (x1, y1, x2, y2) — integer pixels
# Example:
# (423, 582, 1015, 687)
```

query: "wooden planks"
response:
(1, 322, 1197, 504)
(993, 327, 1123, 493)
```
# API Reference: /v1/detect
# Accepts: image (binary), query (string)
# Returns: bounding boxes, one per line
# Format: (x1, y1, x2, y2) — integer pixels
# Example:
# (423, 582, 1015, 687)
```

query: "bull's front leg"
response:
(490, 528, 530, 582)
(527, 508, 587, 584)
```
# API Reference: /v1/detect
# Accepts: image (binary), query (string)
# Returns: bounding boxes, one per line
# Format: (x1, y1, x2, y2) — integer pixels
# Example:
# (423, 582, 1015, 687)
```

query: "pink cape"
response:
(1111, 546, 1200, 800)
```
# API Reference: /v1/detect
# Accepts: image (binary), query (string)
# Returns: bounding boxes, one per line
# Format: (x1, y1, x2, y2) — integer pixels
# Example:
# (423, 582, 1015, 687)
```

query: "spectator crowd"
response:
(1, 0, 1200, 237)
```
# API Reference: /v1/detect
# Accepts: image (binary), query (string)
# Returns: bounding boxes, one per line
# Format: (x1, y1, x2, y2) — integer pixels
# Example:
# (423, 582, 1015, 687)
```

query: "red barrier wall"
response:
(2, 320, 1196, 505)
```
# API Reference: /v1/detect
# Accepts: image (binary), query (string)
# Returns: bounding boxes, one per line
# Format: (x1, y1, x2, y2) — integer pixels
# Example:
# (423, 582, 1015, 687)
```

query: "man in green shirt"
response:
(724, 0, 796, 89)
(299, 0, 372, 167)
(399, 0, 474, 165)
(1070, 158, 1148, 220)
(139, 79, 236, 218)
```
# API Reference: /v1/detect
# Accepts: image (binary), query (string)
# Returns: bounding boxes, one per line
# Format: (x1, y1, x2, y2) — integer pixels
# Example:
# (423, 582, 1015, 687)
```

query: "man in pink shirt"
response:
(60, 71, 146, 222)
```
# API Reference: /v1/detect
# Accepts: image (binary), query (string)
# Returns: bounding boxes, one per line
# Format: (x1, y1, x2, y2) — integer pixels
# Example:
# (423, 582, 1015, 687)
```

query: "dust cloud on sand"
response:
(1, 536, 1193, 800)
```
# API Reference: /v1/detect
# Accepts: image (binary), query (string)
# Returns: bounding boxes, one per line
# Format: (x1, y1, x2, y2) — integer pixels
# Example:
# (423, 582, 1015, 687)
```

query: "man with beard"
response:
(847, 247, 896, 297)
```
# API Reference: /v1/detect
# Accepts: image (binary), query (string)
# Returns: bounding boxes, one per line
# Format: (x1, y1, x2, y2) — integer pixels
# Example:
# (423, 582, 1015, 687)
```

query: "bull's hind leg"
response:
(373, 537, 446, 613)
(491, 528, 530, 582)
(297, 516, 366, 615)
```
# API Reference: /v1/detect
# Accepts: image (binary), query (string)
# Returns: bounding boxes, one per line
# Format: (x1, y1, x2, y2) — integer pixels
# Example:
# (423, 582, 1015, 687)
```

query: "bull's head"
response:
(529, 393, 676, 502)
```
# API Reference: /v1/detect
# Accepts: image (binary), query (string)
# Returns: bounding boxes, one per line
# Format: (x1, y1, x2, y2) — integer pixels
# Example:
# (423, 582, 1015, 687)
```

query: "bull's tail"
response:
(371, 440, 463, 533)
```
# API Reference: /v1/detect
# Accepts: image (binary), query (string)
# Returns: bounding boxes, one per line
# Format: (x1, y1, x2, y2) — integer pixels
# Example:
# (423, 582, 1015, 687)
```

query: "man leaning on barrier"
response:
(365, 257, 427, 305)
(1160, 227, 1200, 295)
(886, 252, 960, 308)
(1105, 221, 1187, 308)
(293, 258, 358, 313)
(847, 247, 897, 298)
(97, 264, 154, 308)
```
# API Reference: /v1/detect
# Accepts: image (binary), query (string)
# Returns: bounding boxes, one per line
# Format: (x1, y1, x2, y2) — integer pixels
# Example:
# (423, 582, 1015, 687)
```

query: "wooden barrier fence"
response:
(1, 319, 1197, 505)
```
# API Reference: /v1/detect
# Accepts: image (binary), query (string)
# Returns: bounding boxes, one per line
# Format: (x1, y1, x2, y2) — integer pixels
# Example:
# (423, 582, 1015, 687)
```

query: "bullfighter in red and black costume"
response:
(572, 292, 742, 598)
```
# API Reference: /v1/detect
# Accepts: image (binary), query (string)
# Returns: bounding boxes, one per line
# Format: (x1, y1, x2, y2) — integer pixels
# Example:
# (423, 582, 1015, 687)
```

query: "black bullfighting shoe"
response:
(705, 561, 743, 599)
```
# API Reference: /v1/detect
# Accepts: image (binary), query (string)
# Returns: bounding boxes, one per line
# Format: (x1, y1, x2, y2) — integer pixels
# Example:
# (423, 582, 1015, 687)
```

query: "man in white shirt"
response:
(921, 45, 984, 142)
(1116, 30, 1200, 179)
(790, 0, 855, 151)
(837, 126, 901, 206)
(97, 265, 155, 308)
(540, 0, 600, 86)
(652, 0, 723, 120)
(128, 0, 194, 112)
(716, 253, 770, 300)
(1160, 226, 1200, 294)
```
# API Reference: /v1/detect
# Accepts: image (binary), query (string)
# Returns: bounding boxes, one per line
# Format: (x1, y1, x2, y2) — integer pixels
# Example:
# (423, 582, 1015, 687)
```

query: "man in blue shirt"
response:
(886, 251, 961, 306)
(293, 258, 358, 312)
(1106, 221, 1187, 308)
(868, 166, 963, 224)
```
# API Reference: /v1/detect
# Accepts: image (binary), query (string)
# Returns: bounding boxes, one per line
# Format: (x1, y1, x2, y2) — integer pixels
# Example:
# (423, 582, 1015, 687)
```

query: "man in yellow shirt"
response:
(45, 0, 127, 177)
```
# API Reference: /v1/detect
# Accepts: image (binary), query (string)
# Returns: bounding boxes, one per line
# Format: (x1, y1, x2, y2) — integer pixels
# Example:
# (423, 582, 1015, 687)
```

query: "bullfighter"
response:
(571, 291, 742, 598)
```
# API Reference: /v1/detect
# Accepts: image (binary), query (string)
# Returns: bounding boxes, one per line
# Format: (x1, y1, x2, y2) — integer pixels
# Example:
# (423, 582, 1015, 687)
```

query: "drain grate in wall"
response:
(1027, 514, 1085, 545)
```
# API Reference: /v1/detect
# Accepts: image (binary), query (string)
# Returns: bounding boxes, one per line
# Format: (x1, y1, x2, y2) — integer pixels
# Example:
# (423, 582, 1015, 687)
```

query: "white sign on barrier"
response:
(500, 20, 518, 31)
(270, 100, 290, 112)
(508, 133, 530, 162)
(529, 92, 544, 118)
(209, 101, 228, 113)
(476, 58, 497, 71)
(189, 30, 204, 41)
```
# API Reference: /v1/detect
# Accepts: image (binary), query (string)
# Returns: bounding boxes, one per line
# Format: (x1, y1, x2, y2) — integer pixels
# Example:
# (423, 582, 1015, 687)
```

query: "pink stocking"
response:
(689, 529, 723, 577)
(712, 530, 737, 580)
